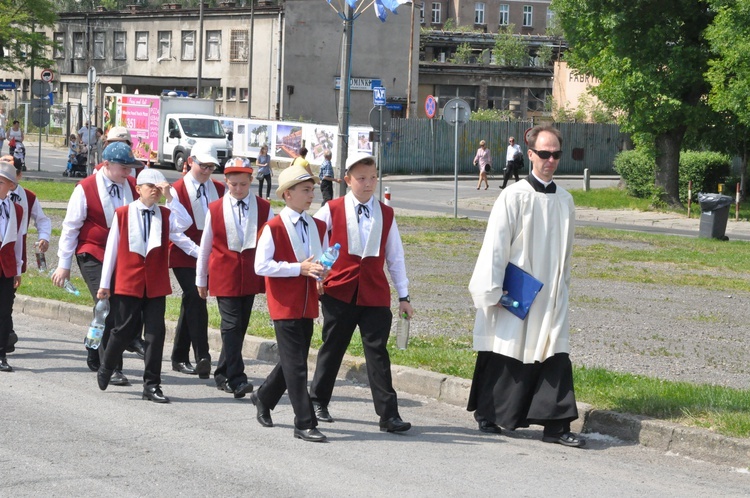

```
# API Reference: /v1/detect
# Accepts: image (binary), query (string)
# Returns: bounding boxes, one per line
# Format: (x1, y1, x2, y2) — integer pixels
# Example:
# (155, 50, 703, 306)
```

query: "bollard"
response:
(736, 182, 741, 221)
(384, 186, 391, 206)
(583, 168, 590, 192)
(718, 183, 724, 194)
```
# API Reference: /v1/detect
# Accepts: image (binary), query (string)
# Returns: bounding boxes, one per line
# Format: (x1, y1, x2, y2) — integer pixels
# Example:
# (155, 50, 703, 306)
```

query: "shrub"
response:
(614, 149, 655, 198)
(678, 151, 731, 202)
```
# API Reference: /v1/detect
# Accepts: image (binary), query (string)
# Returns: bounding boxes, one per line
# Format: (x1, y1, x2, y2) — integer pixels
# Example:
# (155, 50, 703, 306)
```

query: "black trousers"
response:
(256, 318, 317, 430)
(309, 294, 399, 421)
(213, 295, 254, 390)
(258, 174, 272, 198)
(0, 275, 15, 357)
(102, 294, 166, 388)
(76, 253, 122, 370)
(500, 162, 520, 188)
(320, 180, 333, 205)
(171, 267, 210, 364)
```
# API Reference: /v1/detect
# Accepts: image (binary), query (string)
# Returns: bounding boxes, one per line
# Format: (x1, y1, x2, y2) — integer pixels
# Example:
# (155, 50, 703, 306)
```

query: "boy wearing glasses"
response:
(168, 142, 225, 380)
(468, 125, 585, 448)
(500, 136, 523, 189)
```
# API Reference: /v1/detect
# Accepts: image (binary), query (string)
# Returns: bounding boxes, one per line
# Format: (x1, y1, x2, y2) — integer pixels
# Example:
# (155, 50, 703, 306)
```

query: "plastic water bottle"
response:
(499, 294, 519, 309)
(35, 243, 47, 273)
(396, 312, 410, 350)
(85, 299, 110, 349)
(317, 242, 341, 281)
(63, 279, 81, 296)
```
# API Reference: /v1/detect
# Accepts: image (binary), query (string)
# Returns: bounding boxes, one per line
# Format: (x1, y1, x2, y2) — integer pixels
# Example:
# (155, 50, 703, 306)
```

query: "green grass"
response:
(21, 180, 76, 202)
(570, 187, 654, 211)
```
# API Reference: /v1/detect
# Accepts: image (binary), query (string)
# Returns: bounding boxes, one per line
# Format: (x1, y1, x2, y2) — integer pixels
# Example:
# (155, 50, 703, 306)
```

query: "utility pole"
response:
(335, 4, 353, 197)
(406, 3, 415, 118)
(247, 0, 254, 117)
(197, 1, 204, 96)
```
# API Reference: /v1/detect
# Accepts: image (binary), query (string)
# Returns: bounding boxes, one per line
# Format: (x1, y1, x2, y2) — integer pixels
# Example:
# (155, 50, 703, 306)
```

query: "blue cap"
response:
(102, 142, 142, 167)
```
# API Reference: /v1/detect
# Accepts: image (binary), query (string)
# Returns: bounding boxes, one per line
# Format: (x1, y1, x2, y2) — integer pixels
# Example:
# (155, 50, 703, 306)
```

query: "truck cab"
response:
(162, 113, 232, 171)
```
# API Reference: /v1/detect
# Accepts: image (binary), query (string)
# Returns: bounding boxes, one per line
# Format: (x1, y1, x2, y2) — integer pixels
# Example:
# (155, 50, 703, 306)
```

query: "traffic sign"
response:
(369, 106, 391, 131)
(31, 107, 50, 128)
(385, 103, 403, 111)
(442, 98, 471, 126)
(0, 81, 17, 90)
(373, 86, 386, 106)
(424, 95, 437, 119)
(31, 80, 49, 98)
(40, 69, 54, 82)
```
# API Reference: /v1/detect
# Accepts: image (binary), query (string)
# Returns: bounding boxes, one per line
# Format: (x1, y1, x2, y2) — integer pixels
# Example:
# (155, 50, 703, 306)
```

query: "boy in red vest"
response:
(51, 141, 140, 384)
(195, 157, 273, 397)
(169, 142, 226, 379)
(251, 164, 329, 442)
(309, 152, 414, 433)
(0, 161, 23, 372)
(95, 168, 192, 403)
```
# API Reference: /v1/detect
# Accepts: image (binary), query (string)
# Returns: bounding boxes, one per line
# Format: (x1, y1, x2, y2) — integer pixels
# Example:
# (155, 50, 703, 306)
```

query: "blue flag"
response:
(374, 0, 408, 22)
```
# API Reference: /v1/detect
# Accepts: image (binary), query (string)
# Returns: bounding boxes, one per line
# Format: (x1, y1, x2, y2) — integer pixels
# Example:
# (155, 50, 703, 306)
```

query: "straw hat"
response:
(275, 164, 319, 199)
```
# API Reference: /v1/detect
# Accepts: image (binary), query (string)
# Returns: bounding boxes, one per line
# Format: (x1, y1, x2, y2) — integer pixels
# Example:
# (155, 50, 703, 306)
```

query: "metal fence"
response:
(380, 119, 626, 176)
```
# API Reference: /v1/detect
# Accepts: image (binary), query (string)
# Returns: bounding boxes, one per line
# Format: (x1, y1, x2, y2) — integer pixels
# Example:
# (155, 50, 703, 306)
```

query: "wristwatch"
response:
(399, 295, 410, 303)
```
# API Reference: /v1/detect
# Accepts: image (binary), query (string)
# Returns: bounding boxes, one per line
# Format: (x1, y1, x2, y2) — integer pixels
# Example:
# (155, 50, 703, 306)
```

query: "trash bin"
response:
(697, 193, 733, 240)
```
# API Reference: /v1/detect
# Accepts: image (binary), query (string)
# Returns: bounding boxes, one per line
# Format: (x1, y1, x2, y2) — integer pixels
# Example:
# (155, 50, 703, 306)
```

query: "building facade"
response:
(418, 0, 553, 34)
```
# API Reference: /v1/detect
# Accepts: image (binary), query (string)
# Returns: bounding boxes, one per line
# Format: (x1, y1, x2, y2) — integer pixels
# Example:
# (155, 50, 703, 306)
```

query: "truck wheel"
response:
(174, 152, 185, 172)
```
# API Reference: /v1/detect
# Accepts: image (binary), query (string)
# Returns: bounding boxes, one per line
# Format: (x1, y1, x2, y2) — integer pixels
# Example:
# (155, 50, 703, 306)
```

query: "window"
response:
(181, 30, 195, 60)
(93, 32, 105, 60)
(419, 2, 425, 24)
(53, 32, 64, 59)
(226, 87, 236, 101)
(499, 4, 509, 25)
(474, 3, 485, 25)
(158, 31, 172, 60)
(114, 31, 126, 60)
(135, 31, 148, 60)
(216, 87, 224, 100)
(431, 2, 441, 24)
(523, 5, 533, 27)
(73, 32, 85, 59)
(546, 8, 555, 28)
(206, 30, 221, 60)
(230, 29, 248, 62)
(240, 88, 248, 102)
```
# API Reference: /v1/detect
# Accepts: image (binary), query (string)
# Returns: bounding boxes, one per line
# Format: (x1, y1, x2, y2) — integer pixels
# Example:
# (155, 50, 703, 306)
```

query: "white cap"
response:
(190, 142, 219, 165)
(345, 152, 376, 172)
(106, 126, 132, 144)
(136, 168, 167, 185)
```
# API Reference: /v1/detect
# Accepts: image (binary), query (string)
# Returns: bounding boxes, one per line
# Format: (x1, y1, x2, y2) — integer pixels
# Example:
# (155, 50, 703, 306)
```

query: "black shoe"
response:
(142, 386, 170, 404)
(233, 381, 254, 399)
(0, 358, 12, 372)
(542, 432, 586, 448)
(313, 401, 333, 423)
(194, 357, 211, 379)
(110, 370, 130, 386)
(250, 392, 273, 427)
(7, 331, 17, 353)
(478, 420, 502, 434)
(126, 339, 145, 359)
(86, 348, 101, 372)
(379, 416, 411, 433)
(172, 361, 197, 375)
(97, 366, 113, 391)
(293, 427, 327, 443)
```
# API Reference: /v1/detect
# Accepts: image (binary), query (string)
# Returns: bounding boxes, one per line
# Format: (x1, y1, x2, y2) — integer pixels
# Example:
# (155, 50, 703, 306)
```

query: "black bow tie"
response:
(109, 183, 121, 199)
(357, 203, 370, 221)
(197, 183, 206, 200)
(297, 217, 309, 243)
(236, 199, 248, 222)
(10, 192, 21, 203)
(0, 202, 8, 219)
(141, 208, 154, 242)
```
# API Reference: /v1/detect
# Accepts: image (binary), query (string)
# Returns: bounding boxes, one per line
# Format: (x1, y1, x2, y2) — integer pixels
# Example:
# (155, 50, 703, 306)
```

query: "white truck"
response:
(102, 93, 232, 171)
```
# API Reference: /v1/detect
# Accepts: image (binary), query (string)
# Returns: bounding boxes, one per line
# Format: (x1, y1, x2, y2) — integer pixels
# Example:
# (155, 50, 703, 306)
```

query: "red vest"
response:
(19, 188, 37, 274)
(264, 215, 327, 320)
(113, 205, 172, 298)
(77, 175, 138, 262)
(168, 177, 226, 268)
(0, 203, 23, 278)
(323, 197, 394, 307)
(207, 196, 270, 297)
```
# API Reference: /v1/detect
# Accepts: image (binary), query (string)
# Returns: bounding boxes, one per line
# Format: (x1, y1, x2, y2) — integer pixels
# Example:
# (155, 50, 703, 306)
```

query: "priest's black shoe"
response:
(379, 416, 411, 433)
(97, 366, 113, 390)
(293, 427, 327, 443)
(542, 432, 586, 448)
(7, 331, 17, 353)
(233, 381, 254, 399)
(0, 358, 12, 372)
(110, 369, 130, 386)
(250, 392, 273, 427)
(172, 361, 197, 375)
(126, 338, 146, 358)
(478, 420, 502, 434)
(86, 347, 100, 372)
(142, 386, 170, 404)
(313, 401, 333, 423)
(194, 357, 211, 379)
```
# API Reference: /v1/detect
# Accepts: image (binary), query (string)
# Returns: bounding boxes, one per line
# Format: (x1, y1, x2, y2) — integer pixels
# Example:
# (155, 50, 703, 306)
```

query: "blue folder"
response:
(501, 263, 544, 320)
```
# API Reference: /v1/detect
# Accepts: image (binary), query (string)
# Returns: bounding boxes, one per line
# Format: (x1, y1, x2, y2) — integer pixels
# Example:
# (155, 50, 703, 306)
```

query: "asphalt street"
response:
(3, 313, 749, 496)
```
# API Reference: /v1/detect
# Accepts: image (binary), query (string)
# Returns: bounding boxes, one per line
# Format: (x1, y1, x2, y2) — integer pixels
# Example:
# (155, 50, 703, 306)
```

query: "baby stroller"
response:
(12, 142, 26, 172)
(64, 149, 88, 177)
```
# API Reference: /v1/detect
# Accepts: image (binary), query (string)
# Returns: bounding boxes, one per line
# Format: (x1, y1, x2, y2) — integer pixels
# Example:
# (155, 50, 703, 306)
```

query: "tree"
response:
(0, 0, 57, 71)
(492, 25, 528, 67)
(553, 0, 715, 207)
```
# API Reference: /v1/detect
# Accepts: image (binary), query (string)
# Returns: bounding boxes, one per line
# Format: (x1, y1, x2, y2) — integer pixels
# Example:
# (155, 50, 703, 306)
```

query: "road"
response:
(2, 313, 748, 496)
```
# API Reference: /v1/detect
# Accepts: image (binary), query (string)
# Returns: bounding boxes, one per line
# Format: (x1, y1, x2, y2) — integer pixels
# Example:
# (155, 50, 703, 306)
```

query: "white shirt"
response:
(254, 206, 329, 279)
(506, 143, 522, 162)
(168, 175, 220, 258)
(195, 195, 275, 287)
(0, 197, 24, 276)
(78, 126, 96, 146)
(12, 185, 52, 241)
(314, 194, 409, 299)
(56, 174, 131, 270)
(100, 197, 192, 290)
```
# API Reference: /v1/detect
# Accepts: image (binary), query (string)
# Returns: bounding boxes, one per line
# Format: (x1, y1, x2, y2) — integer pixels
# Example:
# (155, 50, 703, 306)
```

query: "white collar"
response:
(531, 171, 553, 187)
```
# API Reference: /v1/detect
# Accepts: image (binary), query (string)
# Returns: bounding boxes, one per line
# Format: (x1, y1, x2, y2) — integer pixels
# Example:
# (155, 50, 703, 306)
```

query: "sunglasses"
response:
(530, 149, 563, 160)
(196, 162, 218, 171)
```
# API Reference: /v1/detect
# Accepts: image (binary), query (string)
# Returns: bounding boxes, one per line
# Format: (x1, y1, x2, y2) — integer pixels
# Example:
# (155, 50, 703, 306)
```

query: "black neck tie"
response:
(237, 199, 248, 223)
(141, 209, 154, 242)
(357, 203, 370, 222)
(197, 183, 206, 200)
(298, 217, 308, 243)
(10, 192, 21, 203)
(109, 183, 121, 199)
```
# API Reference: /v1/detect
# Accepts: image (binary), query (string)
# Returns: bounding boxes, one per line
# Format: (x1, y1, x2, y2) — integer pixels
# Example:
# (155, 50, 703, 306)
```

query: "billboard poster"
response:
(274, 123, 302, 159)
(115, 95, 160, 163)
(246, 121, 272, 157)
(357, 130, 373, 153)
(303, 125, 336, 164)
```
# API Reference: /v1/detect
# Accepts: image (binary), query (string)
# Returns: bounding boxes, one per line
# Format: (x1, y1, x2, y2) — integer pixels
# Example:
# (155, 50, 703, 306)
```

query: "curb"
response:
(15, 294, 750, 469)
